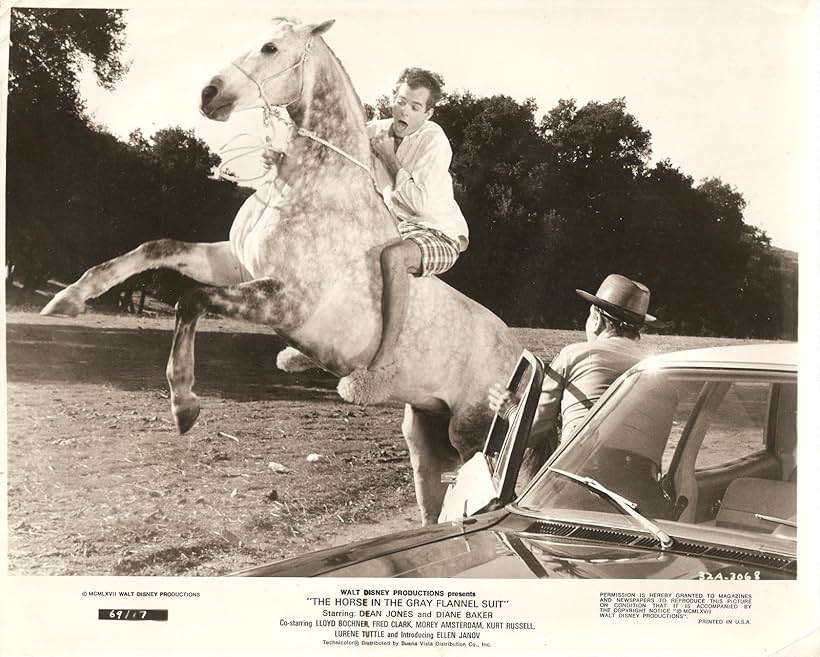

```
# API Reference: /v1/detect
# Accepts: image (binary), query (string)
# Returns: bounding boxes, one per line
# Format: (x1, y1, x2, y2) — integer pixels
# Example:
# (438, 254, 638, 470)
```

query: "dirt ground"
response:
(4, 307, 750, 576)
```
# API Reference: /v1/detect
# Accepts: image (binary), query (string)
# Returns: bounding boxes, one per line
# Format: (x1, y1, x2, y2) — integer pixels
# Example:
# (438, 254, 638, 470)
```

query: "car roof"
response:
(637, 341, 798, 373)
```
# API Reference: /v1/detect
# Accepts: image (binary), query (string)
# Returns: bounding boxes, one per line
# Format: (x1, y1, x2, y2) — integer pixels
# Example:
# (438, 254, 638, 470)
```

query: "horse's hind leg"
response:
(402, 405, 459, 525)
(41, 240, 245, 316)
(167, 278, 309, 433)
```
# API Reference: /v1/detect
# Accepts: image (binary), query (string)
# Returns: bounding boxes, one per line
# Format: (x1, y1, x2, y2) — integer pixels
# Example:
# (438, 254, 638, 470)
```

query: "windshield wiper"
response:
(549, 467, 674, 550)
(755, 513, 797, 528)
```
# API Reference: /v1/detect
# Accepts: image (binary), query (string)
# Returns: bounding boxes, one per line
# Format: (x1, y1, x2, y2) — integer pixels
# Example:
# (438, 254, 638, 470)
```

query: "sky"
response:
(64, 0, 817, 252)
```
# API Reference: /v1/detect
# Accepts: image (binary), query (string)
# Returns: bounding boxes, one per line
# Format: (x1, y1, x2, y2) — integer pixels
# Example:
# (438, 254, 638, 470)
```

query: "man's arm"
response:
(370, 131, 401, 179)
(372, 127, 453, 217)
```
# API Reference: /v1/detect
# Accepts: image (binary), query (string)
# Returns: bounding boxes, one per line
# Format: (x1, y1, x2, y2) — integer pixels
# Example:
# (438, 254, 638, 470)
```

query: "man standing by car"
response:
(488, 274, 655, 470)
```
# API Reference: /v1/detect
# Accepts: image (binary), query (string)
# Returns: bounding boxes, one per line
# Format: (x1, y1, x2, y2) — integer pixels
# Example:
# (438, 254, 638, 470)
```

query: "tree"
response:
(434, 93, 553, 322)
(731, 228, 789, 338)
(7, 10, 793, 338)
(541, 98, 651, 177)
(364, 95, 392, 121)
(7, 8, 129, 295)
(9, 8, 128, 117)
(5, 10, 236, 305)
(149, 128, 221, 180)
(524, 98, 654, 327)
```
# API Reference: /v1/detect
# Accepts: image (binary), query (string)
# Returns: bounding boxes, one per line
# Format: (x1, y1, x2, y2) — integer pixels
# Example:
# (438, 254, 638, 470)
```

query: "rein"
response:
(296, 127, 373, 179)
(215, 106, 292, 185)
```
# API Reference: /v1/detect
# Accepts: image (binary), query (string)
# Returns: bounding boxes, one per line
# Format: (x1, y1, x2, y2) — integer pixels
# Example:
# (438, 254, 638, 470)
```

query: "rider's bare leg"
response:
(369, 239, 422, 370)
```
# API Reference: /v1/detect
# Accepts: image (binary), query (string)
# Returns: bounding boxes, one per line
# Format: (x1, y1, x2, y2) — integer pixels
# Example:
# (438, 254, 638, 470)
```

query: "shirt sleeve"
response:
(529, 350, 568, 442)
(391, 129, 453, 217)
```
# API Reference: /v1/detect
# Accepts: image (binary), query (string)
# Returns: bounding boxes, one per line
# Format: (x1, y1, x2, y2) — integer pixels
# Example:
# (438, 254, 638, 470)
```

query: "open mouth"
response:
(395, 119, 408, 132)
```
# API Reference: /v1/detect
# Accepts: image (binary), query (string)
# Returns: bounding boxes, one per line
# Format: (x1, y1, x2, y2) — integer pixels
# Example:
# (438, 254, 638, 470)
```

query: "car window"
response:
(772, 383, 797, 480)
(694, 382, 771, 470)
(519, 367, 796, 530)
(660, 380, 708, 474)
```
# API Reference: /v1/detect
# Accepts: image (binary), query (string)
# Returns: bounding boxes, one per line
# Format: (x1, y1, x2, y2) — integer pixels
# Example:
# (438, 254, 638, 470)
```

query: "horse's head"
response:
(200, 17, 335, 122)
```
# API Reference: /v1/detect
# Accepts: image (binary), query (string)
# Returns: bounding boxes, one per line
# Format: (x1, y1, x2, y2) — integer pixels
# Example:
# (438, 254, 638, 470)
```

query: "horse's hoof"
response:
(40, 288, 85, 317)
(172, 396, 201, 434)
(337, 365, 396, 406)
(276, 347, 317, 372)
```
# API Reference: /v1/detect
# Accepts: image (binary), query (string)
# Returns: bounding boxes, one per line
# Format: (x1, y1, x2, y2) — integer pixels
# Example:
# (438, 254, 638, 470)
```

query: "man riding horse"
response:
(266, 66, 470, 405)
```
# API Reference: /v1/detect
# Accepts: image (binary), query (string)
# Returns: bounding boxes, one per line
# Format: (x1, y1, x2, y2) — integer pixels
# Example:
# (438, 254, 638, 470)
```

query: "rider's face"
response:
(391, 83, 433, 138)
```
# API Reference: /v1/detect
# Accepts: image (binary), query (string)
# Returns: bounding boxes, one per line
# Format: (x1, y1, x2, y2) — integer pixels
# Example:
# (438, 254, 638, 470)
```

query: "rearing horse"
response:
(41, 17, 522, 524)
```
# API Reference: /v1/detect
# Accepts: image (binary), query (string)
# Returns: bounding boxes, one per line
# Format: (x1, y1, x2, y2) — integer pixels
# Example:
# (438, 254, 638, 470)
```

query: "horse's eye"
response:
(261, 43, 277, 54)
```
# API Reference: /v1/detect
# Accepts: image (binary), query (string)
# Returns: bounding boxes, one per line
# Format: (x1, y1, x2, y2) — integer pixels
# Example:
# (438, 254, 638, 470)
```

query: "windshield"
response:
(516, 366, 797, 548)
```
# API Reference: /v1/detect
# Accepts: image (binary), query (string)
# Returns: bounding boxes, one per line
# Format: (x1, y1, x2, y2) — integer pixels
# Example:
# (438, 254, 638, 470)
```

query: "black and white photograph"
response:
(2, 1, 818, 655)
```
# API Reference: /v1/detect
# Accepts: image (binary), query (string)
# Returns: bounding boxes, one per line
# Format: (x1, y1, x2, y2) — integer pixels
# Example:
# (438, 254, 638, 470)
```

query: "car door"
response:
(438, 350, 544, 522)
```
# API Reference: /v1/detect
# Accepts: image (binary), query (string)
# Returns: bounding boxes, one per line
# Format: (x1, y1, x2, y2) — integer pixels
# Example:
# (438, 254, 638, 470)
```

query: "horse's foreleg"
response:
(167, 278, 309, 433)
(41, 240, 244, 317)
(402, 405, 459, 525)
(166, 306, 204, 434)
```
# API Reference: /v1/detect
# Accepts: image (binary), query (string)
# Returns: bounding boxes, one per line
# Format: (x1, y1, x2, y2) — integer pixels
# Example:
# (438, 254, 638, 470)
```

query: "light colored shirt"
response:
(531, 336, 645, 442)
(367, 118, 469, 251)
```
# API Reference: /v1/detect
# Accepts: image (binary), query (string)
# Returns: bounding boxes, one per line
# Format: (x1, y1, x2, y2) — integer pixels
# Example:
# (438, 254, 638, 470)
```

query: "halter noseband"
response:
(230, 36, 313, 118)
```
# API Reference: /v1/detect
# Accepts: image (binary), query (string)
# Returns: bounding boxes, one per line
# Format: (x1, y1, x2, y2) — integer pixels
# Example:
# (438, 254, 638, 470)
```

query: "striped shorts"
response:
(398, 221, 461, 277)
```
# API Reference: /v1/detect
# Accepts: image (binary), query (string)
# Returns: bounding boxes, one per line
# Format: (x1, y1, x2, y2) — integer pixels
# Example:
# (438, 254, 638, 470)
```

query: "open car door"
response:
(438, 350, 545, 522)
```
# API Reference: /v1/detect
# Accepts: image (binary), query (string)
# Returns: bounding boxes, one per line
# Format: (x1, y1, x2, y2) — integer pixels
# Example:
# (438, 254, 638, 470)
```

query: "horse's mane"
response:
(314, 39, 397, 227)
(267, 16, 369, 128)
(270, 15, 299, 25)
(260, 16, 391, 225)
(322, 42, 369, 128)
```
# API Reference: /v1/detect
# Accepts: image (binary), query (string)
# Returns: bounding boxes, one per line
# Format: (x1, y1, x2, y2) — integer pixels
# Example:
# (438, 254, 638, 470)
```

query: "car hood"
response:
(233, 511, 795, 579)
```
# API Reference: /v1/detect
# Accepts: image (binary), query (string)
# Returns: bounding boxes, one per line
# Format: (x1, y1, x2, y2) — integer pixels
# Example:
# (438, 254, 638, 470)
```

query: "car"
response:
(234, 343, 798, 579)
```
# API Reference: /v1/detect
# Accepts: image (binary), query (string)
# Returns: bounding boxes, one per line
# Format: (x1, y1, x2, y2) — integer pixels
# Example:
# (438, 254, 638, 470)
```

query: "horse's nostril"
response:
(201, 85, 218, 105)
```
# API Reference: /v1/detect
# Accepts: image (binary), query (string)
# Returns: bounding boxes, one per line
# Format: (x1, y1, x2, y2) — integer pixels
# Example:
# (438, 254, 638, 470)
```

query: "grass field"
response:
(5, 308, 766, 576)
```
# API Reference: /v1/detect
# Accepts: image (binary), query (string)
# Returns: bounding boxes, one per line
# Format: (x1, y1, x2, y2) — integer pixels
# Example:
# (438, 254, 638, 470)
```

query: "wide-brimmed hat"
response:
(576, 274, 656, 325)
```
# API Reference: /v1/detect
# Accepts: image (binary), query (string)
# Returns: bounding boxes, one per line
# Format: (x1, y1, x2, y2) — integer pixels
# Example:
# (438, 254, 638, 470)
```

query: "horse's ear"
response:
(296, 19, 335, 37)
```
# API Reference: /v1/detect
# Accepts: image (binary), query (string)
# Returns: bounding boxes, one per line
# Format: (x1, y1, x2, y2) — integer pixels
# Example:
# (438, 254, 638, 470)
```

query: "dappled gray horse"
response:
(41, 17, 522, 524)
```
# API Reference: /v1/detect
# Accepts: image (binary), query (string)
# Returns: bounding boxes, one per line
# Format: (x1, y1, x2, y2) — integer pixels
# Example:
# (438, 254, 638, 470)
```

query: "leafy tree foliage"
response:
(7, 8, 129, 292)
(5, 8, 796, 337)
(6, 9, 242, 306)
(149, 128, 221, 180)
(432, 94, 795, 338)
(9, 8, 128, 117)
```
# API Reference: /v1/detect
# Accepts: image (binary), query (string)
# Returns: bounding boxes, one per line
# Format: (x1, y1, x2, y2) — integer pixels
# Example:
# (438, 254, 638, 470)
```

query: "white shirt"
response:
(367, 118, 469, 251)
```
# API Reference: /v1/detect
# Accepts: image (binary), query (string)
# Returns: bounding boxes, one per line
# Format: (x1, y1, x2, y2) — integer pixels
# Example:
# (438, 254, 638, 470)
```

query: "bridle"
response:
(230, 36, 313, 115)
(218, 35, 375, 187)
